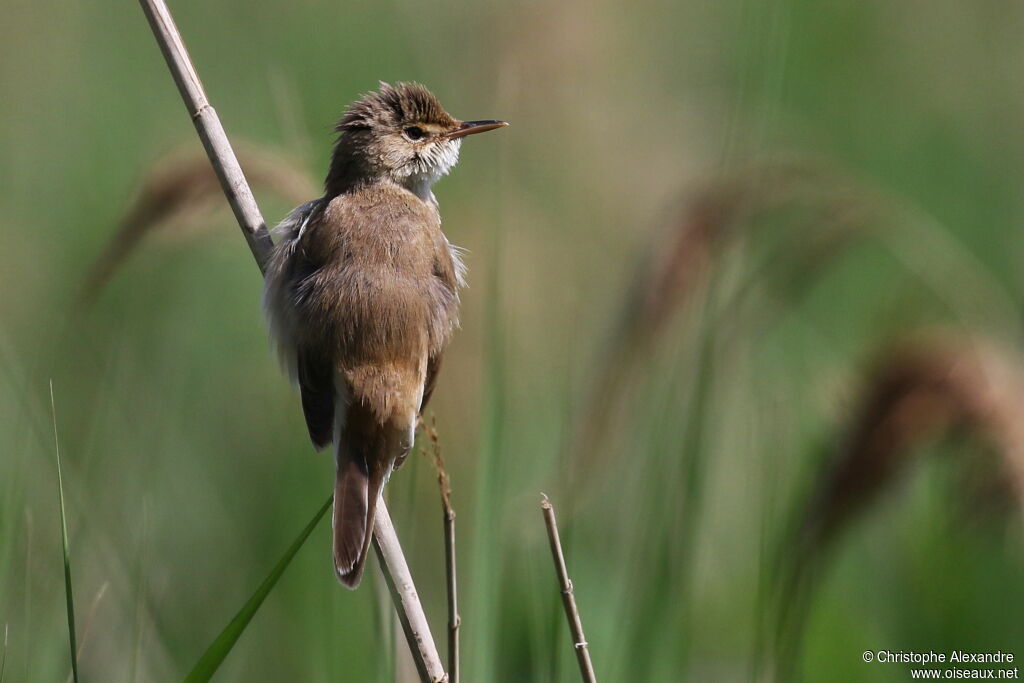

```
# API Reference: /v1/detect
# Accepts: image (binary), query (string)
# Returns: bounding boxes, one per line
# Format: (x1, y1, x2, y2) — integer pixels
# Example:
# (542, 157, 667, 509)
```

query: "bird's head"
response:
(326, 82, 507, 200)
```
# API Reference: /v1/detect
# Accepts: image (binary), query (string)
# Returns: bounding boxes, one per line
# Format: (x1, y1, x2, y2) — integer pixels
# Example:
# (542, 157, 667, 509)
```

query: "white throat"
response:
(400, 139, 462, 203)
(404, 169, 443, 203)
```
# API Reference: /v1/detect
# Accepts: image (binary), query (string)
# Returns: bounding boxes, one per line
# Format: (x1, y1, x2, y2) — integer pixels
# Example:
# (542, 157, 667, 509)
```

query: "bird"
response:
(263, 82, 507, 588)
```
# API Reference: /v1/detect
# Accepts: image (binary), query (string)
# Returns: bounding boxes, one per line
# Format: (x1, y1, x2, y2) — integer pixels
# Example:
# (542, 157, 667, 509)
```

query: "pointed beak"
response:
(443, 120, 509, 139)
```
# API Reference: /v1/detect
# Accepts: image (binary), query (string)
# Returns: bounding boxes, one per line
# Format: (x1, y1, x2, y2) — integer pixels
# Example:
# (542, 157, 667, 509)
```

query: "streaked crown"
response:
(338, 82, 457, 133)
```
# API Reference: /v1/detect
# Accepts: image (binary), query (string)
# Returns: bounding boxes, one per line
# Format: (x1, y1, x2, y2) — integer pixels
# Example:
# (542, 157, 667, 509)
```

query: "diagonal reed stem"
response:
(136, 0, 272, 273)
(541, 495, 597, 683)
(135, 1, 447, 680)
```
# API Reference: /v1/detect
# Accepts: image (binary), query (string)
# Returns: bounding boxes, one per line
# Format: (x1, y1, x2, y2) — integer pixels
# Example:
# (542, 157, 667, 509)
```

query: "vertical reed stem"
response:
(425, 421, 460, 683)
(443, 504, 459, 683)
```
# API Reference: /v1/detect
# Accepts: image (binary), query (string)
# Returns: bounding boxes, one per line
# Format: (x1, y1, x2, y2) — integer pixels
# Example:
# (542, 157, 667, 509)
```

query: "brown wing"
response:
(298, 350, 334, 450)
(264, 199, 338, 450)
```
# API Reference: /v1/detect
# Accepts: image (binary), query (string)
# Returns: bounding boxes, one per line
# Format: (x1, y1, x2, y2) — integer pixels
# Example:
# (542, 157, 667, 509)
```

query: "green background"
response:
(1, 1, 1022, 681)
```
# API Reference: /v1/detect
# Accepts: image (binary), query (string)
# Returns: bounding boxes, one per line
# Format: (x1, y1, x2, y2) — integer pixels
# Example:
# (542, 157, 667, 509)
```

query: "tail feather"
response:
(332, 398, 404, 589)
(334, 456, 389, 588)
(333, 455, 369, 586)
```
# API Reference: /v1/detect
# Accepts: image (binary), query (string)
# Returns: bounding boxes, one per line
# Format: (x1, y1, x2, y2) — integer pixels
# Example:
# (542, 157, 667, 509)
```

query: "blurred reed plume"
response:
(773, 331, 1024, 675)
(82, 143, 317, 301)
(801, 333, 1024, 545)
(572, 153, 1019, 490)
(571, 157, 872, 482)
(614, 158, 855, 348)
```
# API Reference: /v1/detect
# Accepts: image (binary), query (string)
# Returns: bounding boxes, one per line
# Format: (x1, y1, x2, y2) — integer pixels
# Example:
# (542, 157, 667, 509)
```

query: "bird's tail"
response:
(332, 401, 399, 589)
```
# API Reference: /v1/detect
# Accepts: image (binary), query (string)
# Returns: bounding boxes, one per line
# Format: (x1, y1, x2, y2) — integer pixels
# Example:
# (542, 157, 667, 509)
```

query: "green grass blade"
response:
(50, 381, 79, 683)
(182, 494, 332, 683)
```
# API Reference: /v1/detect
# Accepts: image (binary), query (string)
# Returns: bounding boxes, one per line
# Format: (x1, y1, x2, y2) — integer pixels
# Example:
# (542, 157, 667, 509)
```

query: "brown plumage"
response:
(263, 82, 506, 587)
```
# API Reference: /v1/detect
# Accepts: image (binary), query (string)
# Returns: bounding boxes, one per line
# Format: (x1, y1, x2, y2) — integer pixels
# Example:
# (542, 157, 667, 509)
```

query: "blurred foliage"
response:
(2, 1, 1023, 681)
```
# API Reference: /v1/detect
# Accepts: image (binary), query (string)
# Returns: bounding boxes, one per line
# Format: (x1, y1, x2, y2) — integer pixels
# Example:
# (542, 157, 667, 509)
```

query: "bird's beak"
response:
(444, 120, 509, 139)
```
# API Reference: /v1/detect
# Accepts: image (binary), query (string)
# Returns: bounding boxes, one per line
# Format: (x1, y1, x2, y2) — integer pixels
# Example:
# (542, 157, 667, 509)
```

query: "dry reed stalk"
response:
(541, 495, 597, 683)
(442, 498, 458, 683)
(136, 0, 271, 271)
(371, 505, 447, 682)
(136, 1, 447, 680)
(423, 419, 460, 683)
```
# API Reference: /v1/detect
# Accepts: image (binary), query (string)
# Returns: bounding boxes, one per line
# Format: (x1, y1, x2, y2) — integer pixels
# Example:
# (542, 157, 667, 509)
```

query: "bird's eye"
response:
(403, 126, 425, 141)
